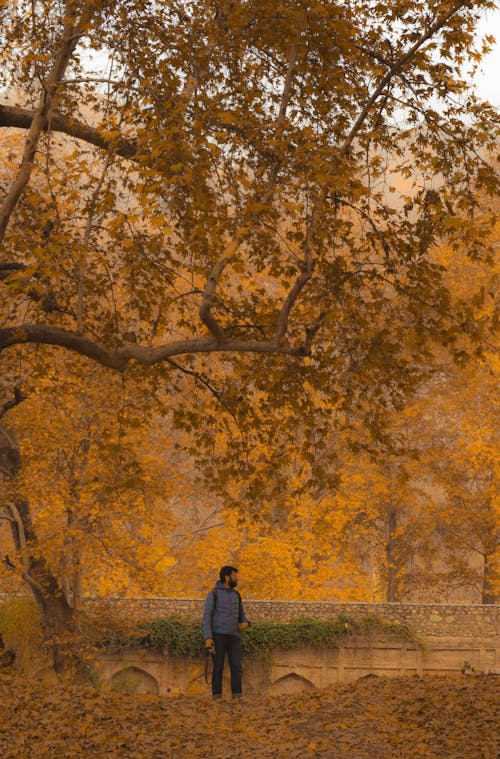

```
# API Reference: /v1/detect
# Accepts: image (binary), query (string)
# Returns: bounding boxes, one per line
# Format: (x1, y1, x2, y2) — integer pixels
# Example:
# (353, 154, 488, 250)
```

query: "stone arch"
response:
(271, 672, 316, 695)
(110, 666, 159, 695)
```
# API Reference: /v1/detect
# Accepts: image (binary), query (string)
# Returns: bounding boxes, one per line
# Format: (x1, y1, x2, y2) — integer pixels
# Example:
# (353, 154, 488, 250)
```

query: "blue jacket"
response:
(203, 580, 249, 638)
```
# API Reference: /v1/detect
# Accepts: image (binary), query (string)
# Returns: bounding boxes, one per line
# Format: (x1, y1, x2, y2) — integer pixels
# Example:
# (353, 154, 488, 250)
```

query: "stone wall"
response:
(2, 595, 499, 695)
(77, 596, 499, 639)
(81, 597, 500, 695)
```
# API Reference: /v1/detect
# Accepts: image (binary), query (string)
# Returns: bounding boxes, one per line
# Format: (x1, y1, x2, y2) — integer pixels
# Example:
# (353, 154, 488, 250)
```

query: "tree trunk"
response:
(481, 553, 497, 605)
(9, 500, 78, 672)
(385, 508, 400, 602)
(24, 552, 77, 671)
(0, 422, 77, 672)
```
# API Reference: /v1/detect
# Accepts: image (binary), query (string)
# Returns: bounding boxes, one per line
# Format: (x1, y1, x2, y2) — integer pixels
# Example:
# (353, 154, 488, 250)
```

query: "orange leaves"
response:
(0, 673, 497, 758)
(3, 356, 179, 599)
(0, 1, 499, 623)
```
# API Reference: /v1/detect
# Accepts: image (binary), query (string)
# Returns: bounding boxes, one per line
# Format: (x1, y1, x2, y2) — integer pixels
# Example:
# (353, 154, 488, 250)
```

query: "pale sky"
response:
(474, 9, 500, 106)
(81, 10, 500, 109)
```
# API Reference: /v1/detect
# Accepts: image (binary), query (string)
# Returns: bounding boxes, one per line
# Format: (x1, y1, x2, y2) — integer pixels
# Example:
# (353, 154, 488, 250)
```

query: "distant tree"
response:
(411, 357, 499, 603)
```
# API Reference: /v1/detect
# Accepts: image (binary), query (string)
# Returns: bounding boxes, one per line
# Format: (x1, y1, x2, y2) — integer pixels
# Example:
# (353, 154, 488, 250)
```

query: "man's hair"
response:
(219, 565, 238, 581)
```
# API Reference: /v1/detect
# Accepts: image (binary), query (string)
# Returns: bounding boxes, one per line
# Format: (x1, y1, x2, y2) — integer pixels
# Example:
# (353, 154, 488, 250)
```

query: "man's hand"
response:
(205, 638, 214, 648)
(238, 622, 249, 632)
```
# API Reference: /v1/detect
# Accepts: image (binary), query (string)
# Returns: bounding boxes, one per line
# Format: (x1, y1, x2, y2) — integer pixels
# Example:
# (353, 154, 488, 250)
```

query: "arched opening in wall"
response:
(271, 672, 316, 695)
(110, 666, 159, 695)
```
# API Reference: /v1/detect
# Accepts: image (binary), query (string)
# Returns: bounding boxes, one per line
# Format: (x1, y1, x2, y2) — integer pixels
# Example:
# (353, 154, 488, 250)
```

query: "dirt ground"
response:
(0, 672, 497, 758)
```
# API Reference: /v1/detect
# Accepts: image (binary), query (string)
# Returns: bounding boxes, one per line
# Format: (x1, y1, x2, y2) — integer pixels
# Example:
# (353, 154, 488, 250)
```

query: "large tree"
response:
(0, 0, 499, 660)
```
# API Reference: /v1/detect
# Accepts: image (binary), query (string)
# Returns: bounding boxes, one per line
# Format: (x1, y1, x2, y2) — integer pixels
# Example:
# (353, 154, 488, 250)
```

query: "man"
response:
(203, 565, 250, 700)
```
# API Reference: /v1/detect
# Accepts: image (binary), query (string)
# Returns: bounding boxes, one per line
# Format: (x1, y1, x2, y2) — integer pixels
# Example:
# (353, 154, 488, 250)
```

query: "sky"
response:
(474, 8, 500, 106)
(81, 7, 500, 108)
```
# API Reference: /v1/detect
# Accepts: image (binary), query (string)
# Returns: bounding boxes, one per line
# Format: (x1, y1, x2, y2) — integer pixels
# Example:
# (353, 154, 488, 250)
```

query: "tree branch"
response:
(6, 503, 27, 551)
(1, 554, 46, 596)
(199, 255, 232, 342)
(340, 0, 472, 156)
(274, 261, 314, 344)
(165, 357, 232, 412)
(0, 387, 25, 420)
(283, 1, 475, 355)
(199, 35, 302, 342)
(0, 1, 96, 245)
(0, 261, 73, 315)
(0, 323, 310, 370)
(0, 104, 138, 159)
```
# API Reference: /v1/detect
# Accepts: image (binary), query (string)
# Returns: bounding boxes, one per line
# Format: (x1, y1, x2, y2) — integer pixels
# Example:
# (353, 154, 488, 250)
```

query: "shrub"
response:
(106, 613, 426, 657)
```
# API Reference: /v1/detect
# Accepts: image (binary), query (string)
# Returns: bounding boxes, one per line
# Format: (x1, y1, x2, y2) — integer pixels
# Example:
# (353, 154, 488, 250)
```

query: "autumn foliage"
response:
(0, 0, 499, 666)
(0, 672, 498, 758)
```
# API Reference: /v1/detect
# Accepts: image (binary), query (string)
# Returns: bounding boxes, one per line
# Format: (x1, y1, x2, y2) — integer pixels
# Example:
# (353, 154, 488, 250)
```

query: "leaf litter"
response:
(0, 673, 497, 758)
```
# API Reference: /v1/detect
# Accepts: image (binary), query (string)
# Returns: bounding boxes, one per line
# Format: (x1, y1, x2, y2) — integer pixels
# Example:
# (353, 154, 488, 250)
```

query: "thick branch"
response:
(0, 323, 309, 370)
(199, 222, 253, 340)
(6, 503, 27, 551)
(2, 554, 46, 596)
(0, 104, 138, 159)
(0, 262, 25, 279)
(266, 33, 302, 189)
(199, 256, 232, 342)
(274, 263, 314, 343)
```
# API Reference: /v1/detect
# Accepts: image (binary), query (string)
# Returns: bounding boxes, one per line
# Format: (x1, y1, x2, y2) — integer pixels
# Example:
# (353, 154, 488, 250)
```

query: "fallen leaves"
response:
(0, 673, 497, 758)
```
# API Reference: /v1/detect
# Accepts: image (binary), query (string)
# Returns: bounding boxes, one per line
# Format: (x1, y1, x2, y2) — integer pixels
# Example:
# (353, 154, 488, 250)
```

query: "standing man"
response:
(203, 565, 250, 700)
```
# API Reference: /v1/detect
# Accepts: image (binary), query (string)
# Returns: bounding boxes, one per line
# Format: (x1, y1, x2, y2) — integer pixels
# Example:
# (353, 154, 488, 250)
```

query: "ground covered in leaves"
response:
(0, 673, 497, 758)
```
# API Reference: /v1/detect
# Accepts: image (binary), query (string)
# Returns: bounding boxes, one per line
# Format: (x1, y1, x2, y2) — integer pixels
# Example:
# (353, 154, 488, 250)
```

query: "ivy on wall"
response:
(99, 614, 427, 657)
(0, 597, 427, 662)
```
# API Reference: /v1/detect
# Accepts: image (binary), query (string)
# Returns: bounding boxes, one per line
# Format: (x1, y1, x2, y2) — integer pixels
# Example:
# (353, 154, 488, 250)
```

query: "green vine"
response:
(99, 613, 427, 657)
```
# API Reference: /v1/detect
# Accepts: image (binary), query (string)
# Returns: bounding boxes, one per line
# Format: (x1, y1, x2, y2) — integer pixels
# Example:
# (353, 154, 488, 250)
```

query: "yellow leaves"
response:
(1, 0, 498, 613)
(217, 110, 238, 125)
(121, 237, 137, 251)
(0, 672, 497, 757)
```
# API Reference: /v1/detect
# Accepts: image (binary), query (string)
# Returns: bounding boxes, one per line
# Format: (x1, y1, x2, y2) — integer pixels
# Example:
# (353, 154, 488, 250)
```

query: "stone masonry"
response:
(76, 597, 499, 639)
(2, 596, 498, 695)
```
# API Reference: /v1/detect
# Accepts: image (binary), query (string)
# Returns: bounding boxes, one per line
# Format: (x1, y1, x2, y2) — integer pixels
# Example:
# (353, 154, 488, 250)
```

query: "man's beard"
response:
(229, 578, 238, 588)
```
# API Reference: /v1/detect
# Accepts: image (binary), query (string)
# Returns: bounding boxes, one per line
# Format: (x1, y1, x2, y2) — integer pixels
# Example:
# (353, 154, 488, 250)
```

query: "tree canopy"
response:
(1, 0, 498, 375)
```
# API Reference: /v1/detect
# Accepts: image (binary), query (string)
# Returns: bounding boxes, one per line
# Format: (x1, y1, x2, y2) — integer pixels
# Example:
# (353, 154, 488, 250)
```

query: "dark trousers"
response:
(212, 633, 242, 697)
